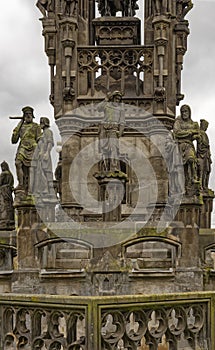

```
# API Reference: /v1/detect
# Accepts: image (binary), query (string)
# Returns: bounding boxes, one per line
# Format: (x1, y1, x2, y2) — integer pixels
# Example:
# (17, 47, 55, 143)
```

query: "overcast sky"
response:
(0, 0, 215, 189)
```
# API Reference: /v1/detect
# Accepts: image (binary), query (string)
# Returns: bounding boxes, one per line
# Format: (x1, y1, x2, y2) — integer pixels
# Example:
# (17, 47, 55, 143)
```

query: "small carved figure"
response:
(0, 161, 14, 229)
(153, 0, 168, 15)
(197, 119, 212, 190)
(173, 105, 199, 191)
(124, 0, 139, 16)
(98, 91, 125, 172)
(96, 0, 139, 17)
(11, 106, 41, 193)
(176, 0, 193, 20)
(63, 85, 75, 101)
(36, 0, 54, 17)
(0, 162, 14, 189)
(30, 117, 54, 197)
(64, 0, 78, 16)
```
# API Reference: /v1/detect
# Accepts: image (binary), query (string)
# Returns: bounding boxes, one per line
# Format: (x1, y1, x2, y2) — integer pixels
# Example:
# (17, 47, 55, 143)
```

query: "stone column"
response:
(95, 172, 127, 222)
(56, 118, 83, 220)
(147, 129, 170, 222)
(200, 191, 215, 229)
(15, 204, 41, 269)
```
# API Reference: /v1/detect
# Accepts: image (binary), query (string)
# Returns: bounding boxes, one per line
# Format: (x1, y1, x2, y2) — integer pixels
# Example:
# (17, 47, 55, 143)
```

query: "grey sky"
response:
(0, 0, 215, 189)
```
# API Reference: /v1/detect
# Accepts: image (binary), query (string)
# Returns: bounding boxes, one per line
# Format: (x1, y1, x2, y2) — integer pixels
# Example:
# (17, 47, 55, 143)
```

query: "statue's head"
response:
(200, 119, 209, 131)
(40, 117, 50, 128)
(107, 90, 123, 102)
(180, 104, 191, 120)
(22, 106, 34, 123)
(1, 161, 9, 171)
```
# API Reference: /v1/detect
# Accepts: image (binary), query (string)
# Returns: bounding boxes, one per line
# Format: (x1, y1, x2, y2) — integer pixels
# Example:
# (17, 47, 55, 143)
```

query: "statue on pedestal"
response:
(98, 91, 125, 172)
(96, 0, 139, 17)
(197, 119, 212, 191)
(30, 117, 54, 198)
(173, 104, 200, 193)
(11, 106, 41, 195)
(0, 161, 14, 230)
(63, 0, 78, 16)
(165, 133, 185, 197)
(153, 0, 169, 16)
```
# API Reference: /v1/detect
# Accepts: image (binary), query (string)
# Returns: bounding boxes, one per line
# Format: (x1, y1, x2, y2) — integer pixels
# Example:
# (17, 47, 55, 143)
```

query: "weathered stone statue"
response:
(176, 0, 193, 20)
(30, 117, 54, 197)
(36, 0, 54, 18)
(98, 91, 125, 172)
(153, 0, 169, 15)
(0, 161, 14, 230)
(63, 0, 78, 16)
(197, 119, 212, 191)
(173, 104, 199, 191)
(165, 133, 185, 197)
(96, 0, 139, 17)
(11, 106, 41, 194)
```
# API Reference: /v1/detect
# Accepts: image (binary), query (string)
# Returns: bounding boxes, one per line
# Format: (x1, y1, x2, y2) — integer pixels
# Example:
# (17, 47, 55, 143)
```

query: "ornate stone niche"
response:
(36, 238, 93, 276)
(0, 244, 16, 274)
(122, 237, 181, 275)
(202, 242, 215, 288)
(203, 243, 215, 270)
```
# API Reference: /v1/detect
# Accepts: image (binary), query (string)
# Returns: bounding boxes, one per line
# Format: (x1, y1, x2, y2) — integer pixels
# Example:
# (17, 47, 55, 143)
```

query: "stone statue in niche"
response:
(176, 0, 193, 20)
(63, 0, 78, 16)
(11, 106, 41, 194)
(173, 104, 200, 193)
(98, 91, 125, 172)
(36, 0, 54, 17)
(153, 0, 169, 15)
(96, 0, 139, 17)
(197, 119, 212, 191)
(0, 161, 14, 230)
(30, 117, 55, 198)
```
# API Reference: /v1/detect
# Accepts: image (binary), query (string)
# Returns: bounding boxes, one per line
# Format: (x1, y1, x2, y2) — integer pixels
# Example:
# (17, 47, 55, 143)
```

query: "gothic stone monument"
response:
(2, 0, 215, 302)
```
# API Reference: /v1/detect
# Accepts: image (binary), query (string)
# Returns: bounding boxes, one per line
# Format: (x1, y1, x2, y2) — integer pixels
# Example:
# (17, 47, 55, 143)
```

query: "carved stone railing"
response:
(77, 46, 154, 101)
(0, 294, 87, 349)
(0, 292, 214, 349)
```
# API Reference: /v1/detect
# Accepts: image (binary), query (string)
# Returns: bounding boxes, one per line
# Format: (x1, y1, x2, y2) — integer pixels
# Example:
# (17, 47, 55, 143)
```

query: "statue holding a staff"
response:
(10, 106, 41, 194)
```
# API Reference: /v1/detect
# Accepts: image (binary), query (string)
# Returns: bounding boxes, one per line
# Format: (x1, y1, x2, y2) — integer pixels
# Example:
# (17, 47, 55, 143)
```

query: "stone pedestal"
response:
(95, 171, 127, 222)
(0, 230, 16, 293)
(175, 193, 203, 227)
(147, 202, 172, 223)
(200, 190, 214, 228)
(92, 17, 141, 45)
(15, 205, 41, 269)
(173, 226, 203, 292)
(14, 190, 43, 270)
(34, 197, 57, 223)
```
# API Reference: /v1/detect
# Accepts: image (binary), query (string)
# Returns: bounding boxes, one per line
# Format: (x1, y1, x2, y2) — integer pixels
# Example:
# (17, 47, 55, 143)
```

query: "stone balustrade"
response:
(0, 291, 213, 349)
